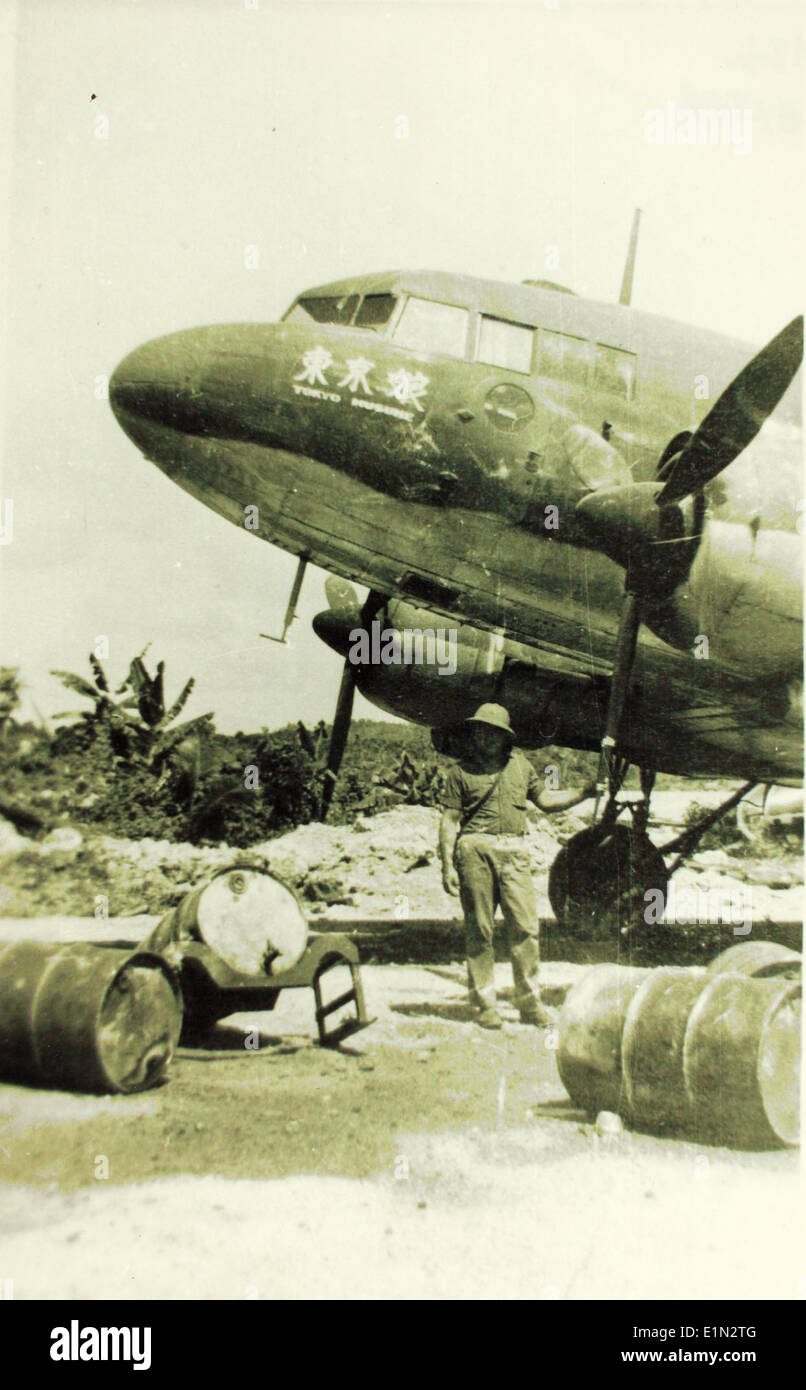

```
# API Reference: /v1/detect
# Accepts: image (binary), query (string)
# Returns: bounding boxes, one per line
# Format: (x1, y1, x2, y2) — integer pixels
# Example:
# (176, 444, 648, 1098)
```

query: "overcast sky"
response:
(1, 0, 803, 733)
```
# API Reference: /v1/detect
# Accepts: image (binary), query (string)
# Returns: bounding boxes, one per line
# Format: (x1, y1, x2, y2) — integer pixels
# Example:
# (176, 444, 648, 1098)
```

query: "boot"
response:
(518, 999, 555, 1027)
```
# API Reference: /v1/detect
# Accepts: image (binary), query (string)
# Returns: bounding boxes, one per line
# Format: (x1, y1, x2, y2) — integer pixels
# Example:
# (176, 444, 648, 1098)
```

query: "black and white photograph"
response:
(0, 0, 802, 1328)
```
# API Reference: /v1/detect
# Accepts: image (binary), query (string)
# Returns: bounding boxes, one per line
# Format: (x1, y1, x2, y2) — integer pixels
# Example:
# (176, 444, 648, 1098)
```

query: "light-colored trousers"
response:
(454, 832, 541, 1009)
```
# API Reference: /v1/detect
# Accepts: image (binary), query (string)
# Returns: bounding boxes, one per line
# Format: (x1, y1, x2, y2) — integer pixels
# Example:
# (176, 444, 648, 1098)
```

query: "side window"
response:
(594, 344, 637, 401)
(283, 294, 359, 325)
(538, 329, 593, 386)
(392, 297, 469, 358)
(355, 294, 398, 330)
(476, 316, 535, 374)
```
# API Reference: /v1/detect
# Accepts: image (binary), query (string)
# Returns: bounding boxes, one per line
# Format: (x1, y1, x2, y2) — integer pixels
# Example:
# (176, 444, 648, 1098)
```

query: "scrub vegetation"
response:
(0, 654, 748, 851)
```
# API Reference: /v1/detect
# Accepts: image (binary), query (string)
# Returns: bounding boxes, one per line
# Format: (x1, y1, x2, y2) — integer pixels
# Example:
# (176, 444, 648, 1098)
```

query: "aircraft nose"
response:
(109, 329, 211, 435)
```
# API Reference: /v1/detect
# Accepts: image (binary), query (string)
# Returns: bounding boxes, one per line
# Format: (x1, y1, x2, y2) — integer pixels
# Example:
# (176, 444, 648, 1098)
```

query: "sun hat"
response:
(465, 703, 515, 738)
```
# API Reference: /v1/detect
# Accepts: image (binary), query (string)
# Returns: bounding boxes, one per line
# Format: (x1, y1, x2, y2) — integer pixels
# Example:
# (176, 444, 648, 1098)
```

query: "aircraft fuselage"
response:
(109, 269, 803, 780)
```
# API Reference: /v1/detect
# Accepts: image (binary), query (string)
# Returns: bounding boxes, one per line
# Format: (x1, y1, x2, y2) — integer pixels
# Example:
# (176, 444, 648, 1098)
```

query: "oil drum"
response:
(621, 968, 705, 1131)
(556, 964, 652, 1114)
(683, 973, 801, 1147)
(143, 863, 309, 976)
(0, 942, 182, 1093)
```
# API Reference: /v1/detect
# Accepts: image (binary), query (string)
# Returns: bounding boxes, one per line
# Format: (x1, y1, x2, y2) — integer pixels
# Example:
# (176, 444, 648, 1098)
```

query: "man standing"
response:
(439, 704, 594, 1029)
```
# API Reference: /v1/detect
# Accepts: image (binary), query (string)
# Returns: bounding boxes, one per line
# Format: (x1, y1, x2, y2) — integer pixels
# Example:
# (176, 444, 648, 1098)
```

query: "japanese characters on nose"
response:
(293, 346, 429, 418)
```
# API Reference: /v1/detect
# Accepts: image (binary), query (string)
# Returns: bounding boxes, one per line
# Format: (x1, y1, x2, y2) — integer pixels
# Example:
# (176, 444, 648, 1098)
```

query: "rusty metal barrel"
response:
(683, 973, 801, 1147)
(558, 959, 801, 1146)
(143, 864, 308, 977)
(621, 969, 706, 1131)
(705, 940, 801, 979)
(0, 942, 182, 1093)
(557, 965, 652, 1114)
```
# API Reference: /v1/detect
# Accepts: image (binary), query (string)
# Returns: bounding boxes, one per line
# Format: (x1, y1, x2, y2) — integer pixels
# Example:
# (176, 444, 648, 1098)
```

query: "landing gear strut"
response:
(547, 584, 671, 936)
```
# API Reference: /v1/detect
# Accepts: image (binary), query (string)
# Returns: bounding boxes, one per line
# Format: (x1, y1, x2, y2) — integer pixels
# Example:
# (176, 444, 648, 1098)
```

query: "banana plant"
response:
(53, 648, 215, 804)
(0, 667, 21, 738)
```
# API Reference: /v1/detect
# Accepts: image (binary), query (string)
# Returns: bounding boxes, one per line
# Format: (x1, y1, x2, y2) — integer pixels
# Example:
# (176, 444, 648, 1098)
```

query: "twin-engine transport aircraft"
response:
(109, 230, 803, 932)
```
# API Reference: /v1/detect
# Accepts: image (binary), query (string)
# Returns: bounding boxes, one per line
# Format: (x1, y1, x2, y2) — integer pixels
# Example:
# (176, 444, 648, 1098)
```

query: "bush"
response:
(0, 697, 603, 850)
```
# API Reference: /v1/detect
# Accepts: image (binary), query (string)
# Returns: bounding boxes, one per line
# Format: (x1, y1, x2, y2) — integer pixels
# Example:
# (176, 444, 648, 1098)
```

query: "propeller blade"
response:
(318, 586, 387, 817)
(324, 574, 362, 620)
(320, 662, 356, 818)
(594, 591, 643, 814)
(657, 315, 803, 507)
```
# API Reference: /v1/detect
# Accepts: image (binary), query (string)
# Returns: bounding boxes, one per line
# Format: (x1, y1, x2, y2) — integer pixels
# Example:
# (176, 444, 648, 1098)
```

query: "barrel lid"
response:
(706, 941, 801, 979)
(756, 982, 801, 1146)
(197, 866, 308, 975)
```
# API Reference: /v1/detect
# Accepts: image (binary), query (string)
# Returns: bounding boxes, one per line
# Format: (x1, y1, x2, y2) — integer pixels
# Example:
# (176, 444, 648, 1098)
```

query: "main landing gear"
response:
(548, 774, 756, 938)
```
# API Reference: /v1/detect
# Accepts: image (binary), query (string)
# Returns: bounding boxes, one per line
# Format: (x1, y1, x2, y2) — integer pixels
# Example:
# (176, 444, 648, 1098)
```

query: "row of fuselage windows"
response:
(284, 291, 637, 401)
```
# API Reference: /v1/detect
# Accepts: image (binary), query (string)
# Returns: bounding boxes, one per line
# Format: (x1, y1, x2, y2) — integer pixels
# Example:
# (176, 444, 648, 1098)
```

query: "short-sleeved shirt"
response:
(441, 748, 541, 836)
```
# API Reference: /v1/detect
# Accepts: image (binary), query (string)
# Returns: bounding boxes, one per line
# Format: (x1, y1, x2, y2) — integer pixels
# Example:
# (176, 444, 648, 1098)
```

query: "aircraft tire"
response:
(548, 822, 669, 938)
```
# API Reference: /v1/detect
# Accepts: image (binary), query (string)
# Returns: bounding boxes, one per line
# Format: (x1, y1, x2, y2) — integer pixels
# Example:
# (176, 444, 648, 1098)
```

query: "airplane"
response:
(108, 214, 803, 934)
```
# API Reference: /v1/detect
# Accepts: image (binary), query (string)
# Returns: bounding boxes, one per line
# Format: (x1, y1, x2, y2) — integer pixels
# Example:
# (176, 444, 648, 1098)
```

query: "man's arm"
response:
(533, 783, 597, 814)
(439, 807, 461, 895)
(523, 751, 596, 815)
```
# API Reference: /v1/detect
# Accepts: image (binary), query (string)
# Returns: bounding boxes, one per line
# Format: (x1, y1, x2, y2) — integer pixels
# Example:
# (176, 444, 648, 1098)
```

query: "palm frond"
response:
(148, 712, 214, 762)
(89, 654, 109, 692)
(155, 678, 195, 731)
(51, 670, 104, 702)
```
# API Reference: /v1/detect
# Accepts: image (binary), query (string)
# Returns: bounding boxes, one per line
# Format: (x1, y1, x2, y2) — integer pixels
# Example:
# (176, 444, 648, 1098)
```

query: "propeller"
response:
(318, 579, 386, 818)
(575, 477, 696, 599)
(320, 659, 358, 817)
(656, 315, 802, 507)
(581, 314, 803, 810)
(577, 315, 803, 599)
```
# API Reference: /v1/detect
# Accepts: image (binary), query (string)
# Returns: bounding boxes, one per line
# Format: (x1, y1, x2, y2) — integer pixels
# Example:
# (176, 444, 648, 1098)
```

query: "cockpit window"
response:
(283, 294, 359, 325)
(355, 294, 398, 330)
(392, 297, 469, 358)
(538, 329, 593, 386)
(594, 343, 637, 401)
(477, 316, 535, 374)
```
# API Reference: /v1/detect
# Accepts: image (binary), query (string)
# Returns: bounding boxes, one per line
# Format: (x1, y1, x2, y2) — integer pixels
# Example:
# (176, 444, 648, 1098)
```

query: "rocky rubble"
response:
(0, 806, 570, 921)
(0, 799, 802, 924)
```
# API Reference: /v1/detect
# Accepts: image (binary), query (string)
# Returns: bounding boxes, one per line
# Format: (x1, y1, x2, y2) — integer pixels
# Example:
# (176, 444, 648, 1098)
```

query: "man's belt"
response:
(459, 830, 526, 841)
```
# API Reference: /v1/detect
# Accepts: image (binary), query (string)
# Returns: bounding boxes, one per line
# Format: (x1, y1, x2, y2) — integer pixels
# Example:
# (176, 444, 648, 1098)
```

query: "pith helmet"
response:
(466, 703, 515, 738)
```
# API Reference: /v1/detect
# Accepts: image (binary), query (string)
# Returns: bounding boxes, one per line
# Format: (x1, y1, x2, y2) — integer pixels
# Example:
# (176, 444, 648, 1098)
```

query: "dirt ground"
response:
(0, 793, 802, 1301)
(0, 953, 801, 1302)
